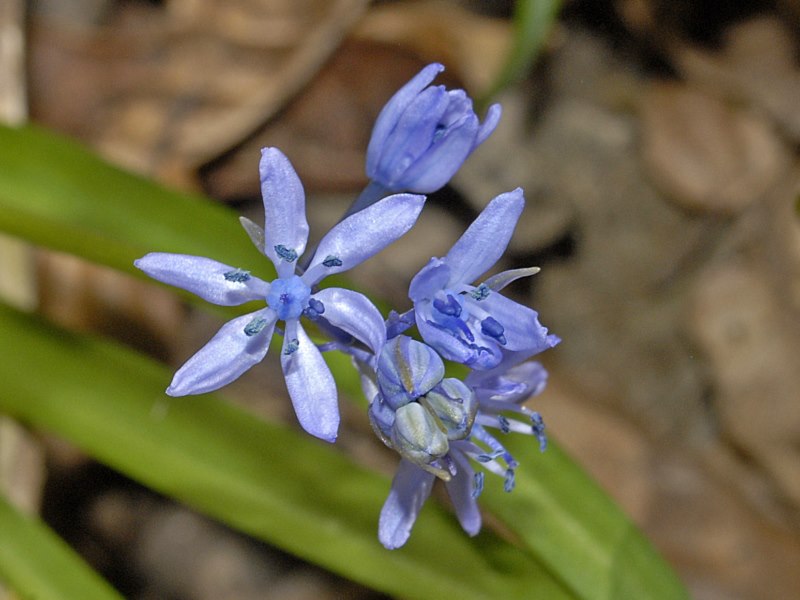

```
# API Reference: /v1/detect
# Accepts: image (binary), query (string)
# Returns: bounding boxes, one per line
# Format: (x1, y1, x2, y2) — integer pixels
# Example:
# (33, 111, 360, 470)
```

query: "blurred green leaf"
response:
(0, 123, 269, 280)
(483, 437, 689, 600)
(0, 493, 123, 600)
(480, 0, 562, 104)
(0, 302, 570, 600)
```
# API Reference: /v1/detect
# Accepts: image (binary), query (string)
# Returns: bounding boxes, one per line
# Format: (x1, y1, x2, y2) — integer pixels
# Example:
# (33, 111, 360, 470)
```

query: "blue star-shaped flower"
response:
(135, 148, 425, 442)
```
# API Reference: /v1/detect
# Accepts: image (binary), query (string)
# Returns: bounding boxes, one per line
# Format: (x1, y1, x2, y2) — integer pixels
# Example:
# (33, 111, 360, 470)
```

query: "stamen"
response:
(504, 469, 516, 493)
(274, 245, 298, 263)
(322, 255, 343, 268)
(497, 415, 510, 434)
(224, 269, 251, 283)
(244, 317, 268, 337)
(480, 317, 507, 345)
(433, 294, 462, 317)
(531, 411, 547, 452)
(472, 471, 485, 498)
(283, 338, 300, 355)
(303, 297, 325, 320)
(470, 284, 491, 301)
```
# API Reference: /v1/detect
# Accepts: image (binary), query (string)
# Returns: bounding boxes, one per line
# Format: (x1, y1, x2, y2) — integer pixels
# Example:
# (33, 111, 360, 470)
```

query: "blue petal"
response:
(373, 86, 450, 186)
(445, 450, 482, 536)
(414, 306, 474, 365)
(443, 189, 525, 285)
(480, 293, 551, 352)
(366, 63, 444, 177)
(259, 148, 309, 278)
(311, 287, 386, 355)
(475, 103, 502, 146)
(408, 258, 450, 303)
(280, 322, 339, 442)
(378, 459, 435, 549)
(135, 253, 269, 306)
(167, 309, 276, 396)
(397, 114, 479, 193)
(303, 193, 426, 284)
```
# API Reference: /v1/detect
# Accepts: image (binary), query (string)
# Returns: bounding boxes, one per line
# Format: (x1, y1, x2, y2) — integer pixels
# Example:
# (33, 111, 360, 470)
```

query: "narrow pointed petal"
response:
(483, 266, 540, 291)
(480, 293, 553, 353)
(259, 148, 309, 276)
(397, 115, 478, 193)
(239, 216, 265, 254)
(135, 253, 269, 306)
(446, 451, 482, 536)
(444, 189, 525, 285)
(475, 103, 502, 146)
(375, 86, 450, 186)
(167, 309, 276, 396)
(366, 63, 444, 176)
(281, 322, 339, 442)
(303, 193, 426, 284)
(311, 287, 386, 355)
(378, 459, 435, 549)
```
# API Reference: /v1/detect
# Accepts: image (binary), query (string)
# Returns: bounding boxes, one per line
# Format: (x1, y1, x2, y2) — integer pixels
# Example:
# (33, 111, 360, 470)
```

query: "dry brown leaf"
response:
(641, 82, 784, 214)
(29, 0, 370, 176)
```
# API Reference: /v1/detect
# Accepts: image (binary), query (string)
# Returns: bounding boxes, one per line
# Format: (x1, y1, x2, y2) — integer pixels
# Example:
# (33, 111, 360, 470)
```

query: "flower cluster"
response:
(135, 64, 557, 549)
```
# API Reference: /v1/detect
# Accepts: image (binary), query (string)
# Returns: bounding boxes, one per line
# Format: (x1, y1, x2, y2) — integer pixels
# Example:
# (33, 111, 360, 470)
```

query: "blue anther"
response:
(480, 317, 507, 345)
(470, 284, 490, 301)
(274, 245, 298, 263)
(303, 297, 325, 320)
(497, 415, 510, 434)
(504, 469, 516, 493)
(433, 294, 462, 317)
(224, 269, 251, 283)
(531, 411, 547, 452)
(472, 471, 485, 499)
(244, 317, 268, 337)
(322, 255, 343, 268)
(283, 338, 300, 355)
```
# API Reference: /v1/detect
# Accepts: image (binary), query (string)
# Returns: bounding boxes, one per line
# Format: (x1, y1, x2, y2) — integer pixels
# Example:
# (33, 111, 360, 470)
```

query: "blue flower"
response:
(135, 148, 426, 442)
(409, 188, 558, 370)
(366, 336, 553, 549)
(366, 63, 501, 195)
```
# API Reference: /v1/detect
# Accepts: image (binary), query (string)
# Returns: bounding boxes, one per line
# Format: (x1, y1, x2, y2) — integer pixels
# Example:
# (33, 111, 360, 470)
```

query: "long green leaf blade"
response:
(0, 123, 266, 278)
(0, 494, 123, 600)
(0, 302, 571, 600)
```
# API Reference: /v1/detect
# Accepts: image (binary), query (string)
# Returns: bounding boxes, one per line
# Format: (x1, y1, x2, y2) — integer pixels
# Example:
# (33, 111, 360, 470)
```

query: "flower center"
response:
(267, 275, 311, 321)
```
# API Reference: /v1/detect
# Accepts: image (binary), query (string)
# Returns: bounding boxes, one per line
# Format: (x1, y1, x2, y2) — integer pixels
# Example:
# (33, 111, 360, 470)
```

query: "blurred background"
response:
(1, 0, 799, 598)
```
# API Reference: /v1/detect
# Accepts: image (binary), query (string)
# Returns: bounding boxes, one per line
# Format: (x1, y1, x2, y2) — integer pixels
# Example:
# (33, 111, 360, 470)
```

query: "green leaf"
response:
(0, 302, 571, 600)
(0, 123, 268, 280)
(0, 493, 123, 600)
(480, 0, 562, 104)
(482, 437, 689, 600)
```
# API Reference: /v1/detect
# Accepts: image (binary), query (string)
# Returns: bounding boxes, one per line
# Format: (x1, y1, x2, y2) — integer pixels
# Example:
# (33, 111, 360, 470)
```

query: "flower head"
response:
(366, 63, 501, 194)
(135, 148, 425, 442)
(409, 189, 558, 370)
(368, 336, 553, 549)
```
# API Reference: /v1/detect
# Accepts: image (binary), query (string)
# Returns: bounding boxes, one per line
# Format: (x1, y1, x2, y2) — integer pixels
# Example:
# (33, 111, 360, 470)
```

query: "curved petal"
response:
(444, 189, 525, 285)
(366, 63, 444, 176)
(259, 148, 309, 277)
(446, 451, 482, 536)
(374, 86, 450, 186)
(408, 258, 450, 302)
(397, 114, 478, 193)
(303, 193, 426, 283)
(281, 322, 339, 442)
(475, 103, 502, 146)
(415, 306, 473, 365)
(167, 309, 276, 396)
(480, 293, 552, 353)
(311, 287, 386, 355)
(378, 459, 435, 549)
(135, 253, 269, 306)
